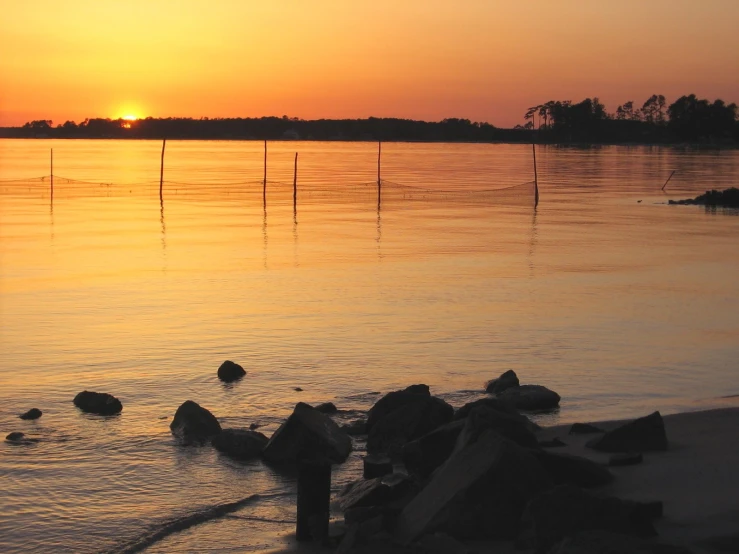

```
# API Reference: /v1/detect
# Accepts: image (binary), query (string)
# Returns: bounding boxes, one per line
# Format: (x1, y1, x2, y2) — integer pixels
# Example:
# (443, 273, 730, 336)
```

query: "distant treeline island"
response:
(2, 94, 737, 144)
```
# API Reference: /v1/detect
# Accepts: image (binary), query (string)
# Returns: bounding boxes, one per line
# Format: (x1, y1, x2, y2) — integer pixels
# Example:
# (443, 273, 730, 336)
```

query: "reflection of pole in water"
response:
(262, 203, 268, 269)
(528, 208, 538, 277)
(532, 143, 539, 208)
(376, 198, 382, 260)
(160, 195, 167, 258)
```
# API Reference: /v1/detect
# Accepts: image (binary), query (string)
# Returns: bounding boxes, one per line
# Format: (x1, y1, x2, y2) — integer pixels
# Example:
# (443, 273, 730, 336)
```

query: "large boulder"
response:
(262, 402, 352, 465)
(456, 404, 538, 449)
(496, 384, 560, 411)
(73, 391, 123, 415)
(549, 530, 694, 554)
(586, 412, 667, 453)
(211, 429, 268, 460)
(485, 369, 520, 393)
(170, 400, 222, 442)
(366, 385, 431, 432)
(367, 396, 454, 456)
(395, 430, 552, 543)
(402, 420, 465, 479)
(217, 360, 246, 382)
(19, 408, 42, 420)
(338, 473, 418, 512)
(518, 484, 658, 553)
(454, 397, 540, 431)
(534, 450, 614, 488)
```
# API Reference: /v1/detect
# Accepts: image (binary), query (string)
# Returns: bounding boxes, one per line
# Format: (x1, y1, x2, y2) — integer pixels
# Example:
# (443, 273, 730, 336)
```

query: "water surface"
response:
(1, 140, 738, 553)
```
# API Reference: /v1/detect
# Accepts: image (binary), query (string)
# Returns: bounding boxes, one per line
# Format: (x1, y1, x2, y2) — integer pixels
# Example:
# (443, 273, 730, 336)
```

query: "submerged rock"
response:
(170, 400, 222, 442)
(217, 360, 246, 382)
(5, 432, 38, 444)
(212, 429, 267, 460)
(19, 408, 42, 420)
(73, 391, 123, 415)
(496, 384, 560, 411)
(484, 369, 520, 394)
(395, 431, 552, 543)
(587, 412, 667, 453)
(262, 402, 352, 465)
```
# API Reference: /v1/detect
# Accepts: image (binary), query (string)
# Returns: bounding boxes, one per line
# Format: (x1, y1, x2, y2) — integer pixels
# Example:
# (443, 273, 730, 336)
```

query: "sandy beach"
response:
(259, 403, 739, 554)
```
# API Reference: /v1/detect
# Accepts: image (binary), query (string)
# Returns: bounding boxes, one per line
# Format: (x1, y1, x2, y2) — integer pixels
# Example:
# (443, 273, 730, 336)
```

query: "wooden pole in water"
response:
(661, 170, 676, 191)
(263, 139, 267, 199)
(533, 143, 539, 208)
(159, 139, 166, 199)
(377, 141, 381, 185)
(50, 148, 54, 196)
(293, 152, 298, 211)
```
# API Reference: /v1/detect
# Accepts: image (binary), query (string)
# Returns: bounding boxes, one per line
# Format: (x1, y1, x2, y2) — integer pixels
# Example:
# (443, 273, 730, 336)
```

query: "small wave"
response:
(102, 492, 291, 554)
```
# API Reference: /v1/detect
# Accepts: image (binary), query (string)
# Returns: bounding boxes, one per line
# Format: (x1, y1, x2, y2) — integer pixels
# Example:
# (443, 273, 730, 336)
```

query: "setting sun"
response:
(122, 114, 138, 121)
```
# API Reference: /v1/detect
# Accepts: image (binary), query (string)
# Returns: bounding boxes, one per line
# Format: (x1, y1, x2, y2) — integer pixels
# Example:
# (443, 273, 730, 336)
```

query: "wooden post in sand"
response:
(159, 139, 166, 199)
(296, 461, 331, 542)
(533, 143, 539, 208)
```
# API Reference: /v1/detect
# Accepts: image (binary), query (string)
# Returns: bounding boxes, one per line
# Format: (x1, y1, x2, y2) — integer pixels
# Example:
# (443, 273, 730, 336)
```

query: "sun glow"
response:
(122, 114, 138, 121)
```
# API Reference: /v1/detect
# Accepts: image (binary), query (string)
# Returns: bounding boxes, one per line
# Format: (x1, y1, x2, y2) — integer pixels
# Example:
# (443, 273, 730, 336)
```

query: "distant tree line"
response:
(4, 116, 527, 143)
(3, 94, 736, 144)
(520, 94, 738, 144)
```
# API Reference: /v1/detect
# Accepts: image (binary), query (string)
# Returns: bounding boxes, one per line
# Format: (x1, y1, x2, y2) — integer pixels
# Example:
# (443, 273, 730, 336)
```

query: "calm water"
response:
(1, 140, 738, 553)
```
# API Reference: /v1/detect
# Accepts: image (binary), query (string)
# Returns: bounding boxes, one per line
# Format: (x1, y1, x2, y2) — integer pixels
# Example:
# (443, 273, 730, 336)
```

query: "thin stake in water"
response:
(662, 170, 676, 191)
(533, 143, 539, 208)
(293, 152, 298, 212)
(50, 148, 54, 197)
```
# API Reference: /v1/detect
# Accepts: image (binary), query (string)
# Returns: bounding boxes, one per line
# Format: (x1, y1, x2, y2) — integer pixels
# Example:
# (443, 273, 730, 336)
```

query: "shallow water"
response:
(1, 140, 738, 553)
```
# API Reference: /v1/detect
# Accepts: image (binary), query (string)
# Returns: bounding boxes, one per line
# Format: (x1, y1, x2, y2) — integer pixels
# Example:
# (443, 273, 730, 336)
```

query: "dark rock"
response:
(609, 452, 644, 467)
(262, 402, 352, 465)
(73, 391, 123, 415)
(366, 385, 431, 432)
(395, 431, 552, 543)
(456, 404, 538, 449)
(415, 532, 474, 554)
(249, 422, 261, 430)
(570, 422, 604, 435)
(518, 484, 658, 553)
(341, 418, 367, 436)
(496, 384, 560, 411)
(170, 400, 222, 442)
(402, 420, 465, 479)
(217, 360, 246, 382)
(294, 387, 303, 392)
(364, 454, 393, 479)
(485, 369, 520, 393)
(315, 402, 337, 414)
(367, 396, 454, 456)
(587, 412, 667, 453)
(534, 450, 614, 488)
(211, 428, 268, 460)
(549, 530, 694, 554)
(669, 187, 739, 208)
(539, 437, 567, 448)
(454, 397, 540, 431)
(338, 473, 418, 512)
(5, 432, 38, 444)
(19, 408, 42, 420)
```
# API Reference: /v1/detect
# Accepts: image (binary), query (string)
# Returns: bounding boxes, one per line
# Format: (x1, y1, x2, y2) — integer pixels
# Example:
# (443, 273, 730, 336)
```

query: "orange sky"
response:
(1, 0, 738, 128)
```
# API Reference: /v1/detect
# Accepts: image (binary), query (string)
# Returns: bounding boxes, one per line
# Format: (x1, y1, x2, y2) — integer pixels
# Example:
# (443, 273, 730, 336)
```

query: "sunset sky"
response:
(2, 0, 738, 128)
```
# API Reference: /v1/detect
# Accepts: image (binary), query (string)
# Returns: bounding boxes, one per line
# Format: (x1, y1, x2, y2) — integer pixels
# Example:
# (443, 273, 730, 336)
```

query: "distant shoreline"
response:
(0, 133, 737, 150)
